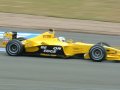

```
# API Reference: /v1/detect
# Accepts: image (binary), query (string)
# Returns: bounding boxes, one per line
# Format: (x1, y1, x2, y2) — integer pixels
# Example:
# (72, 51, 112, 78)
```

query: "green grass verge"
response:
(0, 0, 120, 22)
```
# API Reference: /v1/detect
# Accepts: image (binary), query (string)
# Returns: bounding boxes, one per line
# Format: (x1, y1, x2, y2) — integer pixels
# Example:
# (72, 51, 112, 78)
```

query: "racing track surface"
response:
(0, 27, 120, 90)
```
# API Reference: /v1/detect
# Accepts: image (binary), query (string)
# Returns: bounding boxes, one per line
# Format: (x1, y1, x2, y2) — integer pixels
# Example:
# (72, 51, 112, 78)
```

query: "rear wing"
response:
(2, 31, 17, 47)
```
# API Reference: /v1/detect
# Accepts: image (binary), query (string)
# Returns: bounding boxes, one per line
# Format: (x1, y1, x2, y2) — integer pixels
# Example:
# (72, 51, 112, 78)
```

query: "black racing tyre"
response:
(16, 37, 26, 41)
(6, 39, 24, 56)
(89, 45, 106, 62)
(96, 42, 110, 47)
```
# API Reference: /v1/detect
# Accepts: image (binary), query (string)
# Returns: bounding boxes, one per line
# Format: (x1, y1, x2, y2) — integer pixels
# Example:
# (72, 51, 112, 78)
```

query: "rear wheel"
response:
(16, 37, 26, 41)
(89, 45, 106, 62)
(6, 39, 24, 56)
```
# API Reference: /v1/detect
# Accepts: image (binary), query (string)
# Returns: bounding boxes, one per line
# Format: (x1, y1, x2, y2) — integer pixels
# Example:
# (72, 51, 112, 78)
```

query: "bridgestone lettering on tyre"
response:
(89, 45, 106, 62)
(6, 39, 24, 56)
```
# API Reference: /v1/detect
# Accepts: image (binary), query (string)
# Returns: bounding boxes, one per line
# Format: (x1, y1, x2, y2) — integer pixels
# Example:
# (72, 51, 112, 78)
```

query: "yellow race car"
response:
(2, 29, 120, 62)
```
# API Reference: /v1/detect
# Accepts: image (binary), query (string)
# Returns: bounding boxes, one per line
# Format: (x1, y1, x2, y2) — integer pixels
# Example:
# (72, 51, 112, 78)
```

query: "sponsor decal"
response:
(40, 46, 62, 54)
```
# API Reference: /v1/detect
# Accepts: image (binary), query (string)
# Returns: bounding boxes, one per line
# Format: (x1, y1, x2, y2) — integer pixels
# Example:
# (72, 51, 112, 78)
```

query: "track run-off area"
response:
(0, 27, 120, 90)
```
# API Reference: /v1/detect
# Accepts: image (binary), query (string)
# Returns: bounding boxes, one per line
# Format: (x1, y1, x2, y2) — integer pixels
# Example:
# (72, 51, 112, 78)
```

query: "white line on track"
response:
(0, 48, 5, 52)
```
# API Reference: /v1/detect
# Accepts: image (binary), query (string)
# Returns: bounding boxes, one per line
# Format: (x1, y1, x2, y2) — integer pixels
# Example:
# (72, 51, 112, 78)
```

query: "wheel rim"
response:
(10, 44, 18, 52)
(7, 43, 20, 54)
(91, 47, 104, 61)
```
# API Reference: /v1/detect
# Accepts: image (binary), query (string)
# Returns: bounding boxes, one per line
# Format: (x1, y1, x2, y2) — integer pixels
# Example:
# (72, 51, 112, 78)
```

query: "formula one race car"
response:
(2, 29, 120, 62)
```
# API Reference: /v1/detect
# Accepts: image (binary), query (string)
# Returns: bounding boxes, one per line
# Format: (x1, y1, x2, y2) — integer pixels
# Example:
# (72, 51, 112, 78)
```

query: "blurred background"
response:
(0, 0, 120, 22)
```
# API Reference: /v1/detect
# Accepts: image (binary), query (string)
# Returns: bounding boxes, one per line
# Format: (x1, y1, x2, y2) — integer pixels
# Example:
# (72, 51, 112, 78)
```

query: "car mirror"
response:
(67, 39, 73, 43)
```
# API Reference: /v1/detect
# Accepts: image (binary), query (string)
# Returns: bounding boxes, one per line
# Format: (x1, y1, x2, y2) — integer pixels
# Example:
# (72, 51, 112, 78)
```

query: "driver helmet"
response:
(58, 37, 66, 42)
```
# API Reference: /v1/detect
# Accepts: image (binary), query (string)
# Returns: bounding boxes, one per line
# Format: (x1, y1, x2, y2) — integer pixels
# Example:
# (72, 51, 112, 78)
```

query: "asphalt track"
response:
(0, 27, 120, 90)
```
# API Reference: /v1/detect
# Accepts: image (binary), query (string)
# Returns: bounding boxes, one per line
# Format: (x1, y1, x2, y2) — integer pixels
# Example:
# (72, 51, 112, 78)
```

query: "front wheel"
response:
(96, 42, 110, 47)
(89, 45, 106, 62)
(6, 39, 24, 56)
